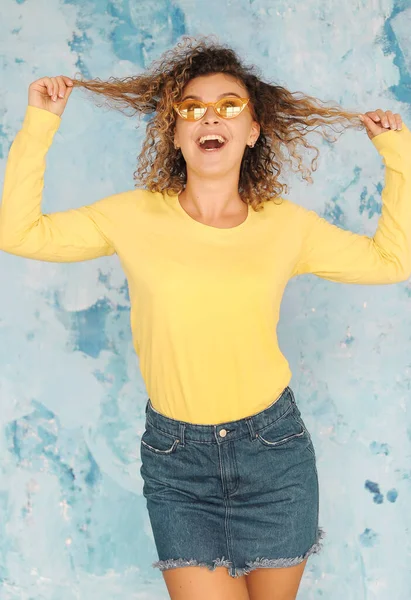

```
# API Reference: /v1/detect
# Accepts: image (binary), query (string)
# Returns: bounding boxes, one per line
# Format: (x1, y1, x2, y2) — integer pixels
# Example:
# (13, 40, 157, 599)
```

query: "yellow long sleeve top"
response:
(1, 106, 411, 424)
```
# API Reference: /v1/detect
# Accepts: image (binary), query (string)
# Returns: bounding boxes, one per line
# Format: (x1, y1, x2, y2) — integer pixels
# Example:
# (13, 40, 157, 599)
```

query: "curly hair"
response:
(70, 35, 363, 211)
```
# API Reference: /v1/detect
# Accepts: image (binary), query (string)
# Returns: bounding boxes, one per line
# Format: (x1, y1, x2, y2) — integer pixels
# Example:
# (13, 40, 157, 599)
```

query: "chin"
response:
(187, 158, 239, 177)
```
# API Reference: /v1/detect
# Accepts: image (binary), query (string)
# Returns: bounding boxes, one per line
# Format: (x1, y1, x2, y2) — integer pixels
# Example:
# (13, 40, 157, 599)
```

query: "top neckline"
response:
(167, 190, 251, 233)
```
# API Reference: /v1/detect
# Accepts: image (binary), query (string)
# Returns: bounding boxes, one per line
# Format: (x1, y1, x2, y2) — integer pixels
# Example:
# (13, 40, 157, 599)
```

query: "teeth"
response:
(198, 134, 226, 145)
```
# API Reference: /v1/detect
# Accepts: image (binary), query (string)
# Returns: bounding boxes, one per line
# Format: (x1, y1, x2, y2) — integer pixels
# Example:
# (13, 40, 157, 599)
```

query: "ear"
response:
(248, 121, 260, 146)
(174, 131, 180, 150)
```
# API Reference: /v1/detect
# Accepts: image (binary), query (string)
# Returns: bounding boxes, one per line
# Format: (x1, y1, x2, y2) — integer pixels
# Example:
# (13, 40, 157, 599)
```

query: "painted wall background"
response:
(0, 1, 410, 598)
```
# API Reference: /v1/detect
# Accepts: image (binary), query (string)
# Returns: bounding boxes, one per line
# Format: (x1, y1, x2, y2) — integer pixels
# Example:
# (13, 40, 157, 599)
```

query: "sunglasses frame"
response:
(173, 96, 252, 121)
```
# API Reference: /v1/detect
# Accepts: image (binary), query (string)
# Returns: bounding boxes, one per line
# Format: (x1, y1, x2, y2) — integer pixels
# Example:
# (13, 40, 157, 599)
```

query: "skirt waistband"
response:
(145, 386, 296, 444)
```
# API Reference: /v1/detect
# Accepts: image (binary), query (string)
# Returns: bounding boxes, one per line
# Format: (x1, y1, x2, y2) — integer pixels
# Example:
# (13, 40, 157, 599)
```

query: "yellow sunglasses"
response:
(173, 97, 252, 121)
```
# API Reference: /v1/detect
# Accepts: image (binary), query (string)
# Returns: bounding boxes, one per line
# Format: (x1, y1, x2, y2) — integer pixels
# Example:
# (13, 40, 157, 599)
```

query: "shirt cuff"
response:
(371, 122, 411, 165)
(22, 105, 62, 146)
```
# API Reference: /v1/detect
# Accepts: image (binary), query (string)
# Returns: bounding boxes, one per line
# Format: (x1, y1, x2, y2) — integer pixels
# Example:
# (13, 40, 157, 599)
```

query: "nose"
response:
(202, 105, 221, 123)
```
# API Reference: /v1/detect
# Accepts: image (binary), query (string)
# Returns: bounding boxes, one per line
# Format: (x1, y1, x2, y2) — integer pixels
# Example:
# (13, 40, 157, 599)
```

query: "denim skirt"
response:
(140, 386, 324, 579)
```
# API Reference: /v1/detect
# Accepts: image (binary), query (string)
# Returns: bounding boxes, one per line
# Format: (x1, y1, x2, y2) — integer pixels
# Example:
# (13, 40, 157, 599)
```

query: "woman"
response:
(0, 35, 409, 600)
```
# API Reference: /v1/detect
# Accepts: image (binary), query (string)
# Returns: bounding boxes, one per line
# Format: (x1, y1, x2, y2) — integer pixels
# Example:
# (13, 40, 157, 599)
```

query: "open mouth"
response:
(196, 134, 228, 152)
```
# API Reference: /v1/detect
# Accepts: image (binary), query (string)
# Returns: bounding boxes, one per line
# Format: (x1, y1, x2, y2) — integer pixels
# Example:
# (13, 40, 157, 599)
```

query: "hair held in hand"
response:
(69, 35, 363, 211)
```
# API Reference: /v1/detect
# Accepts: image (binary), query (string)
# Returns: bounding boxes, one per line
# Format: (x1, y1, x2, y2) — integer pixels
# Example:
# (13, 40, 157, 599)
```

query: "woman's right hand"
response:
(28, 75, 74, 117)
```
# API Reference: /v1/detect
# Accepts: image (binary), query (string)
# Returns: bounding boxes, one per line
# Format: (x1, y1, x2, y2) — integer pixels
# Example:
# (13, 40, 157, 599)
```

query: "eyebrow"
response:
(181, 92, 243, 102)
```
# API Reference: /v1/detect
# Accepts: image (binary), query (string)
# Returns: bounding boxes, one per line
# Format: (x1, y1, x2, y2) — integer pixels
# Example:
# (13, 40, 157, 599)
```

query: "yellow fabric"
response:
(1, 105, 411, 424)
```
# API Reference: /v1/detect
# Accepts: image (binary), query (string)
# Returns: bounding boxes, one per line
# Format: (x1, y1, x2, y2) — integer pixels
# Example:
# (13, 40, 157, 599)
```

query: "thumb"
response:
(359, 114, 385, 140)
(64, 85, 74, 101)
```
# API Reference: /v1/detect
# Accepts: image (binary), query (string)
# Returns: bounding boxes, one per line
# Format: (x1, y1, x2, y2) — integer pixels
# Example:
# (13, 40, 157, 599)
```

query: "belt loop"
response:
(288, 387, 296, 404)
(145, 400, 149, 414)
(246, 418, 256, 440)
(179, 423, 185, 446)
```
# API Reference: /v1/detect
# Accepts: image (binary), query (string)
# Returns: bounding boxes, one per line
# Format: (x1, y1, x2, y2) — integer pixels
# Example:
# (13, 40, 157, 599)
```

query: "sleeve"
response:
(291, 123, 411, 284)
(0, 105, 116, 262)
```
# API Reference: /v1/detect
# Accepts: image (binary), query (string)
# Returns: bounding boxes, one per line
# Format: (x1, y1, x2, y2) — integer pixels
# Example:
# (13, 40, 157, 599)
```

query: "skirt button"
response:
(219, 429, 227, 438)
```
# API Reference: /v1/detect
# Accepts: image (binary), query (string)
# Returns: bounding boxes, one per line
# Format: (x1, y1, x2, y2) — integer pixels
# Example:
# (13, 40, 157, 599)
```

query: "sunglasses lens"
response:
(177, 100, 206, 120)
(216, 98, 245, 118)
(176, 98, 247, 120)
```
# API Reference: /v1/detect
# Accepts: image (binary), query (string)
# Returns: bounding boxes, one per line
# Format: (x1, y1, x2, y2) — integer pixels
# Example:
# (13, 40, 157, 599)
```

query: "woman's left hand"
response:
(359, 109, 403, 140)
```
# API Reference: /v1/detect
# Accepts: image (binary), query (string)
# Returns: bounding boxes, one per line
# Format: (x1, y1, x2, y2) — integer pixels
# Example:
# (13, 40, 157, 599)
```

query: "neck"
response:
(179, 173, 245, 220)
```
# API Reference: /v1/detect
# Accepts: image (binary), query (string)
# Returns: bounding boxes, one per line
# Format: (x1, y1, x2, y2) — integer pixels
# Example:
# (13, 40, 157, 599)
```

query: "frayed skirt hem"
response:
(153, 527, 325, 578)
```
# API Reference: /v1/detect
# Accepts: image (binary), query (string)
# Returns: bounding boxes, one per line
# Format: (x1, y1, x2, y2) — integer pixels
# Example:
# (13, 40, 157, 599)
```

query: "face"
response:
(173, 73, 260, 179)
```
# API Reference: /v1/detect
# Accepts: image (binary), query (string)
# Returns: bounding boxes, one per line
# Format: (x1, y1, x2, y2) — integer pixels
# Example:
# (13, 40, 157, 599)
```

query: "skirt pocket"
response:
(141, 423, 181, 455)
(255, 406, 306, 448)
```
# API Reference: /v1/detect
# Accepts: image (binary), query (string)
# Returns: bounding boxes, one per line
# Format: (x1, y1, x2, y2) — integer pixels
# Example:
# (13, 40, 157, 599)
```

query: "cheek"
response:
(175, 121, 195, 143)
(229, 127, 249, 151)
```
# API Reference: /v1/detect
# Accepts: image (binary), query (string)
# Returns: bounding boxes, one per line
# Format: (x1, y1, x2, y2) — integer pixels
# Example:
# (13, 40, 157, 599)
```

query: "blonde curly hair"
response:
(70, 35, 363, 211)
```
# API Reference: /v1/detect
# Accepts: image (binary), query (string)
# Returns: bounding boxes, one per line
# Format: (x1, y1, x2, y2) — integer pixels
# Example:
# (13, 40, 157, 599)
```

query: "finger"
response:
(365, 109, 402, 130)
(42, 76, 55, 99)
(375, 109, 390, 128)
(62, 76, 74, 87)
(361, 113, 383, 137)
(384, 110, 397, 129)
(47, 77, 57, 101)
(55, 75, 67, 99)
(365, 110, 381, 123)
(53, 77, 59, 101)
(55, 75, 65, 99)
(394, 113, 402, 130)
(49, 77, 58, 101)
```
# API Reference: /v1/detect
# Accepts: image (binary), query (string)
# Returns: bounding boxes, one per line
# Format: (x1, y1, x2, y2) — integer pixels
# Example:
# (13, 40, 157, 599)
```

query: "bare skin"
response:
(162, 559, 307, 600)
(163, 566, 249, 600)
(173, 72, 260, 227)
(245, 559, 307, 600)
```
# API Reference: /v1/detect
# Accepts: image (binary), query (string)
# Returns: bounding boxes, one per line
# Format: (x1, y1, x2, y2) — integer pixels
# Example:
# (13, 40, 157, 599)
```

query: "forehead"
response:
(182, 73, 247, 98)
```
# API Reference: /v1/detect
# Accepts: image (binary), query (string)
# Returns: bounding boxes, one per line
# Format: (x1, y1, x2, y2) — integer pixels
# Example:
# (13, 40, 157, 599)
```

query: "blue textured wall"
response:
(1, 1, 410, 598)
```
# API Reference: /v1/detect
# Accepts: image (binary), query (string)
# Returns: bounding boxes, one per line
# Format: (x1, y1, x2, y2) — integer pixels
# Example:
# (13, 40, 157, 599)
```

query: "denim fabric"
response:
(140, 386, 324, 578)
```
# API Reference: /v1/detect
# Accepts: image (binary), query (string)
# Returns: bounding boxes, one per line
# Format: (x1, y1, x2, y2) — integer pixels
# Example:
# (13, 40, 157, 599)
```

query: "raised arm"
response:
(292, 119, 411, 284)
(0, 76, 116, 262)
